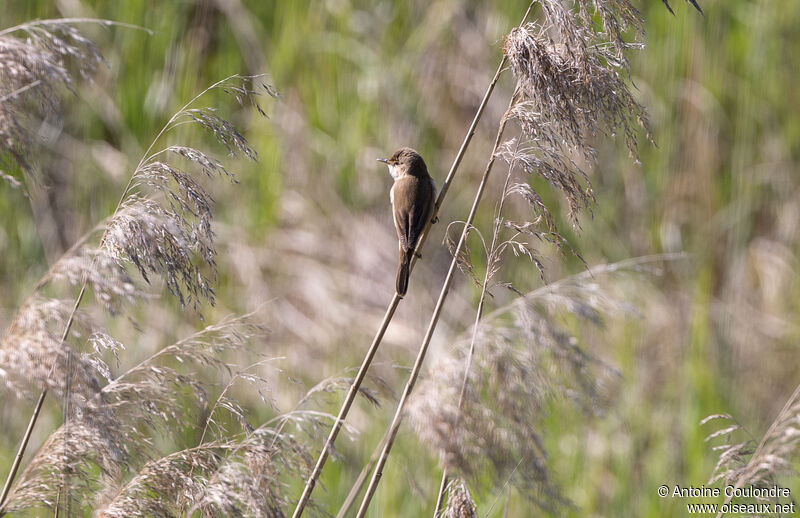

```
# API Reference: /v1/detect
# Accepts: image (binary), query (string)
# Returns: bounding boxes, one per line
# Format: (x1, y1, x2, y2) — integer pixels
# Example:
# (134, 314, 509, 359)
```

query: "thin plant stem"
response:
(0, 283, 86, 515)
(179, 355, 274, 516)
(335, 429, 391, 518)
(0, 18, 151, 38)
(483, 458, 523, 518)
(290, 33, 514, 518)
(432, 140, 519, 516)
(290, 300, 399, 518)
(432, 472, 448, 517)
(56, 345, 75, 518)
(0, 80, 42, 102)
(355, 91, 517, 518)
(0, 389, 47, 515)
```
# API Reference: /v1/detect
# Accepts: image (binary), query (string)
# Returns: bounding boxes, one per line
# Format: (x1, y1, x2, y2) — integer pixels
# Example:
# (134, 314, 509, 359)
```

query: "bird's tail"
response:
(396, 248, 413, 296)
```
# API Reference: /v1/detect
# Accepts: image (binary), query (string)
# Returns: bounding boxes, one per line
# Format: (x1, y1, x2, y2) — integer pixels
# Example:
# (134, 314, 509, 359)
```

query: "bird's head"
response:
(377, 147, 428, 179)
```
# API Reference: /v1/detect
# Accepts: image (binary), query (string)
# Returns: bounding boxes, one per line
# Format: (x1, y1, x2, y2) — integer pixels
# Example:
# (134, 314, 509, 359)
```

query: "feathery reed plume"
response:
(503, 0, 649, 228)
(409, 257, 672, 512)
(420, 4, 655, 507)
(433, 138, 577, 512)
(96, 406, 332, 518)
(99, 442, 236, 517)
(186, 409, 340, 518)
(101, 77, 268, 310)
(0, 19, 146, 181)
(296, 374, 383, 410)
(0, 297, 104, 401)
(2, 73, 270, 401)
(440, 478, 478, 518)
(1, 420, 127, 515)
(0, 74, 269, 402)
(98, 370, 362, 517)
(44, 246, 143, 314)
(703, 383, 800, 515)
(0, 19, 101, 177)
(0, 73, 273, 514)
(0, 314, 267, 515)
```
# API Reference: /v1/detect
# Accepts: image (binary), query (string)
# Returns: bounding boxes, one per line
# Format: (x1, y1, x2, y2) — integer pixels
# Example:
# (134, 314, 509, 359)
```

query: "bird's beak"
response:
(376, 158, 389, 164)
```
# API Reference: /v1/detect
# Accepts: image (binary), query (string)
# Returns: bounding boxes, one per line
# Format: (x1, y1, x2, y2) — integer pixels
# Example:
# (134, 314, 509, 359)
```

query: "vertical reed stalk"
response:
(354, 93, 516, 518)
(0, 284, 86, 514)
(335, 428, 391, 518)
(290, 25, 521, 518)
(291, 5, 537, 513)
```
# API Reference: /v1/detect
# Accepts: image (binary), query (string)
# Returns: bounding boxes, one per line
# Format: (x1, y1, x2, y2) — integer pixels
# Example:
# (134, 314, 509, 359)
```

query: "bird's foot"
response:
(415, 252, 423, 259)
(431, 216, 439, 224)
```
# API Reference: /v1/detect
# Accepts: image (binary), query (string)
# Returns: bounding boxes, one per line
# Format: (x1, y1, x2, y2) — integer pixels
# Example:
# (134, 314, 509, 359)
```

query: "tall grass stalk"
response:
(289, 4, 536, 516)
(354, 92, 517, 518)
(336, 426, 390, 517)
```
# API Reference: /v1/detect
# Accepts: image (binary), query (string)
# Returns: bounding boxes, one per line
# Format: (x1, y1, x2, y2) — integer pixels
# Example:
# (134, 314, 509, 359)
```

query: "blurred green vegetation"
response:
(2, 0, 800, 516)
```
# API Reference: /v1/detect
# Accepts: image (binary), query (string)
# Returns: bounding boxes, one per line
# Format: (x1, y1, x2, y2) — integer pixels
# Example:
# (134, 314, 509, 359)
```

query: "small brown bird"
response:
(378, 147, 437, 296)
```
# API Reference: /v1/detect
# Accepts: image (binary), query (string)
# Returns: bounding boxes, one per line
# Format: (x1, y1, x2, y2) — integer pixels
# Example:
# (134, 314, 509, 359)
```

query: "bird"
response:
(377, 147, 437, 297)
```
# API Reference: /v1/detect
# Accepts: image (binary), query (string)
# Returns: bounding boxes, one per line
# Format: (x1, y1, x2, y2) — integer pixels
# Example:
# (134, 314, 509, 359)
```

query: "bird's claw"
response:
(431, 216, 439, 224)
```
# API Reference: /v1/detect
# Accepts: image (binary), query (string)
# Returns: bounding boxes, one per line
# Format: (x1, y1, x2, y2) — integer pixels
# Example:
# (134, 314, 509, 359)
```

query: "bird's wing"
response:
(392, 179, 412, 252)
(406, 176, 436, 250)
(393, 176, 436, 252)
